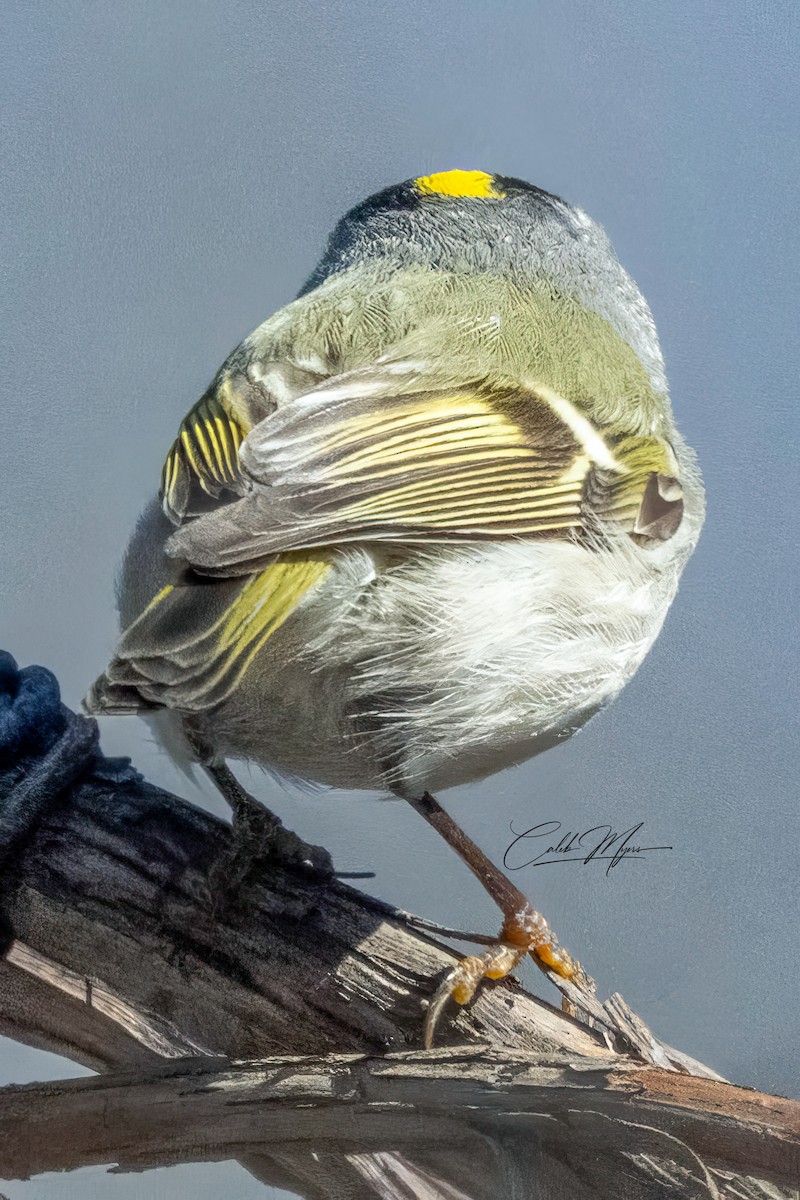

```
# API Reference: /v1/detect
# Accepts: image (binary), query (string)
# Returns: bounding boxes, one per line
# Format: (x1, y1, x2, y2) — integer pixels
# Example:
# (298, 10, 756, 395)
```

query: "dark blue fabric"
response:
(0, 651, 140, 790)
(0, 651, 68, 771)
(0, 650, 139, 929)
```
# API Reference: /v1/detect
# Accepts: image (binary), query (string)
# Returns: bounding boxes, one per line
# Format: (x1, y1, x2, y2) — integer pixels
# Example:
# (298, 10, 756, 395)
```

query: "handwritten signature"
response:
(504, 821, 672, 877)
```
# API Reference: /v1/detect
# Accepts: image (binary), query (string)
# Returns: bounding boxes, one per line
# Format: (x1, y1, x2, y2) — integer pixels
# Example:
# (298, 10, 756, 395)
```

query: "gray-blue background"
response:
(2, 1, 798, 1194)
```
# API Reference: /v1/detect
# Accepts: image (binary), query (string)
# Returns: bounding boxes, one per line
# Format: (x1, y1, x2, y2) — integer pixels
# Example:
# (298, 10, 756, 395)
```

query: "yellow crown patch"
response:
(414, 169, 505, 199)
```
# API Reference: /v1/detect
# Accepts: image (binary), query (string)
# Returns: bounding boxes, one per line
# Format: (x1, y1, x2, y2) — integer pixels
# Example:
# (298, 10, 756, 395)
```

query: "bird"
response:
(85, 168, 704, 1043)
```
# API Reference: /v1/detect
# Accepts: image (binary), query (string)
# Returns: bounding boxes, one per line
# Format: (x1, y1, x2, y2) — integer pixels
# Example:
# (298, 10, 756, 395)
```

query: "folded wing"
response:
(166, 360, 681, 574)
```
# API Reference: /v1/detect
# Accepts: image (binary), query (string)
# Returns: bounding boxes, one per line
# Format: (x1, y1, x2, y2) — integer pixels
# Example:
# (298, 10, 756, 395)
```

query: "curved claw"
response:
(424, 965, 465, 1049)
(423, 928, 598, 1047)
(424, 946, 526, 1048)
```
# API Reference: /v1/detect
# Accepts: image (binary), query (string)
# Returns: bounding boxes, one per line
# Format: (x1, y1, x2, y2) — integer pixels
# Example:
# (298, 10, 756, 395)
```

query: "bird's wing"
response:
(160, 376, 253, 522)
(160, 362, 326, 523)
(88, 360, 339, 716)
(88, 358, 682, 716)
(86, 549, 339, 713)
(166, 358, 683, 574)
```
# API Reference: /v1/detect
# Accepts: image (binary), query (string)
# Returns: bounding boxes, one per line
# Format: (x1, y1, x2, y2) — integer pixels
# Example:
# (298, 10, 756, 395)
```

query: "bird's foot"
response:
(424, 943, 527, 1048)
(229, 790, 334, 882)
(202, 759, 334, 888)
(205, 789, 333, 922)
(423, 902, 594, 1048)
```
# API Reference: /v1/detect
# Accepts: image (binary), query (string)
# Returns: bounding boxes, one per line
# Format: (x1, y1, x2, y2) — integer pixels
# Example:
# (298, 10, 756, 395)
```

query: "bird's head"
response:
(300, 169, 671, 410)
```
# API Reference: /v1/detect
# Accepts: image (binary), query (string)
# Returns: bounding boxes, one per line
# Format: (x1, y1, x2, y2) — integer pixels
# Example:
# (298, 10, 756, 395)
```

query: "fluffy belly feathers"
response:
(201, 537, 684, 796)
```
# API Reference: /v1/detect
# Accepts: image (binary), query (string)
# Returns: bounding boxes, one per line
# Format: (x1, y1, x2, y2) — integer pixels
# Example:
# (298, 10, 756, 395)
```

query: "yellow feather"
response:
(206, 555, 332, 699)
(328, 447, 537, 483)
(213, 415, 236, 477)
(191, 419, 213, 474)
(331, 425, 524, 474)
(179, 429, 212, 492)
(202, 418, 225, 478)
(142, 583, 174, 615)
(414, 169, 504, 199)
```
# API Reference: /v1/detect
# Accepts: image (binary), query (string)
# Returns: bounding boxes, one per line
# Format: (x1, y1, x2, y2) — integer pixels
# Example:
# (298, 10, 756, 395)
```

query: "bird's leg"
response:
(203, 761, 333, 886)
(180, 722, 334, 904)
(186, 728, 333, 879)
(405, 791, 595, 1046)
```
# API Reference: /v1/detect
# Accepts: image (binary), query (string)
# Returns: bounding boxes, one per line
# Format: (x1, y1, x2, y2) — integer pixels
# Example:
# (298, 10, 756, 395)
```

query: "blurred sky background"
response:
(2, 1, 798, 1194)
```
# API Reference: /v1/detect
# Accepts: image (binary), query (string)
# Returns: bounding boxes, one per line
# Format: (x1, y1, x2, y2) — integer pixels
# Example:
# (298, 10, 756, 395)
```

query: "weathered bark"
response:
(0, 1049, 798, 1198)
(0, 763, 611, 1064)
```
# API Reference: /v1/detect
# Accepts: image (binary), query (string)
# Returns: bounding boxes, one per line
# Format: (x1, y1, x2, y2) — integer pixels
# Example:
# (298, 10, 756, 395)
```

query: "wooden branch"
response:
(0, 758, 610, 1064)
(0, 1049, 797, 1198)
(0, 954, 160, 1072)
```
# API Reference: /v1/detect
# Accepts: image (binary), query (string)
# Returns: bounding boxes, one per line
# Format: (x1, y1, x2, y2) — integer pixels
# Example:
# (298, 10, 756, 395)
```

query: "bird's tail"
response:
(83, 668, 201, 786)
(82, 668, 158, 716)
